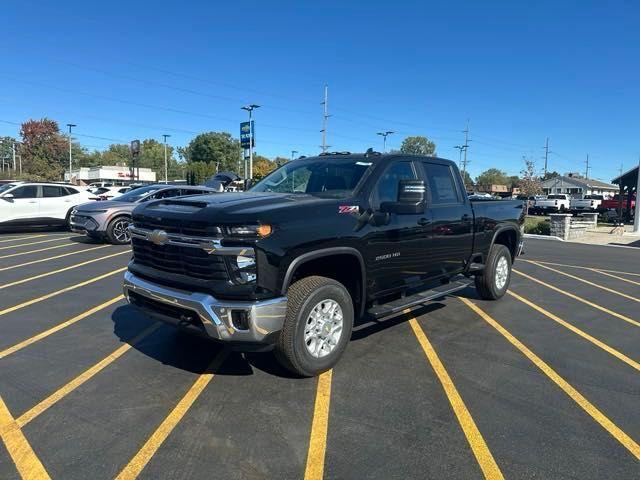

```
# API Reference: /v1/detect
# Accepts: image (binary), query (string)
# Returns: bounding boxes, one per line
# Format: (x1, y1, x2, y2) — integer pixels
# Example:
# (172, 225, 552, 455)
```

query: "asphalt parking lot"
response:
(0, 233, 638, 480)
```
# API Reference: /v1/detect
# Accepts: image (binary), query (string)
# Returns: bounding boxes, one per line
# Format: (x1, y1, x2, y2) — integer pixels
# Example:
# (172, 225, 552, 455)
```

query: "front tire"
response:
(275, 276, 354, 377)
(474, 244, 512, 300)
(106, 216, 132, 245)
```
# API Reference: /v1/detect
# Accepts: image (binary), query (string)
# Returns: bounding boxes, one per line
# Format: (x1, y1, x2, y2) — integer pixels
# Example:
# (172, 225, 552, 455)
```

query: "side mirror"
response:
(1, 193, 14, 200)
(379, 180, 425, 215)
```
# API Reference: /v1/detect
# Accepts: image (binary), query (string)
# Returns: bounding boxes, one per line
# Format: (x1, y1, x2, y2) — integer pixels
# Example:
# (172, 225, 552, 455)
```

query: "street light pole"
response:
(376, 131, 394, 153)
(162, 134, 171, 183)
(241, 104, 260, 180)
(66, 123, 76, 182)
(291, 150, 298, 161)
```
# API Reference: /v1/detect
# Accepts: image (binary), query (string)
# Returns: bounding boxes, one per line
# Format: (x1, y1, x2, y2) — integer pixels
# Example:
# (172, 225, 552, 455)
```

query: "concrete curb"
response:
(524, 234, 564, 241)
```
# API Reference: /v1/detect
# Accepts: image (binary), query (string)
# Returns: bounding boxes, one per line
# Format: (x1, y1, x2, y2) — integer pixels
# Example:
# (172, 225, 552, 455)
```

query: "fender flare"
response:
(281, 247, 367, 317)
(489, 225, 520, 258)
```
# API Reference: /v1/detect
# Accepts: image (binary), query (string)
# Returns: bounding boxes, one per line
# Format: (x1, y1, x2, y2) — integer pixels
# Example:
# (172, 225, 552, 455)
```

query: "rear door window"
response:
(42, 186, 65, 197)
(422, 163, 461, 204)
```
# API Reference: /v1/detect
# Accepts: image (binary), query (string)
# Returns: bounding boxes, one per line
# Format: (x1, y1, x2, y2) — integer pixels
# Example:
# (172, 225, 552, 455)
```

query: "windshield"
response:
(547, 195, 565, 199)
(584, 195, 603, 200)
(250, 157, 372, 198)
(113, 185, 163, 202)
(0, 183, 18, 195)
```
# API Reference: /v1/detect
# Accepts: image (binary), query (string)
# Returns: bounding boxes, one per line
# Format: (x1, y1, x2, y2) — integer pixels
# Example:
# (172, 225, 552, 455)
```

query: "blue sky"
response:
(1, 0, 638, 181)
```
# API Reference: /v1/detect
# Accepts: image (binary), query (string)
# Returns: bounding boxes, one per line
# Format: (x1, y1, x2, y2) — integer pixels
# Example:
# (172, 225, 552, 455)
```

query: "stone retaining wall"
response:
(550, 213, 598, 240)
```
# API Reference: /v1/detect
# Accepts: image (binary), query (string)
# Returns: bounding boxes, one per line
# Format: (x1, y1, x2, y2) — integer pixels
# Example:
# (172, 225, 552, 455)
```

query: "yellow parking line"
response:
(0, 236, 72, 251)
(16, 323, 161, 428)
(513, 269, 640, 328)
(527, 261, 640, 304)
(409, 318, 504, 480)
(507, 291, 640, 372)
(304, 370, 333, 480)
(0, 242, 75, 260)
(0, 245, 111, 272)
(115, 350, 228, 480)
(459, 297, 640, 461)
(594, 270, 640, 287)
(0, 250, 129, 290)
(0, 395, 51, 479)
(0, 267, 127, 317)
(522, 260, 640, 278)
(0, 234, 48, 243)
(0, 295, 124, 360)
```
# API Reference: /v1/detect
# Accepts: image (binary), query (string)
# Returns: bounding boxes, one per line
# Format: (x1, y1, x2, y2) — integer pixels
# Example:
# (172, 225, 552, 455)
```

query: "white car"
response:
(0, 182, 94, 229)
(88, 186, 130, 201)
(570, 194, 604, 212)
(536, 194, 571, 213)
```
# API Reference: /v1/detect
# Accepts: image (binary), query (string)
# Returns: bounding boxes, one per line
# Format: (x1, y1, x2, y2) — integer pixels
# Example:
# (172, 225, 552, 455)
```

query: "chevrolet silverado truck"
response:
(123, 152, 524, 376)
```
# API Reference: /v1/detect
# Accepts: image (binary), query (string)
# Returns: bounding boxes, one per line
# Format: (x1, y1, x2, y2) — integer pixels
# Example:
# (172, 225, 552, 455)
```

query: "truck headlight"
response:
(227, 224, 272, 238)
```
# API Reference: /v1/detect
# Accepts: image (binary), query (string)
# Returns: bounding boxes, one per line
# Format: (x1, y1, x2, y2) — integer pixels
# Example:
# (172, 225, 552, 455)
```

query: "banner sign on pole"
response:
(240, 121, 254, 149)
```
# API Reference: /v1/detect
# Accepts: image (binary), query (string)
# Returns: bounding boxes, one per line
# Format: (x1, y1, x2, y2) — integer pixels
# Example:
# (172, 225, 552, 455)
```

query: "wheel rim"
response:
(113, 219, 131, 242)
(304, 299, 343, 358)
(495, 256, 509, 290)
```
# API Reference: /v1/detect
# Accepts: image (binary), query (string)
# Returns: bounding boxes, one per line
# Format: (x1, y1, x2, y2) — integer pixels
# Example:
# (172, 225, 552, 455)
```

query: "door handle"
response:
(417, 218, 431, 226)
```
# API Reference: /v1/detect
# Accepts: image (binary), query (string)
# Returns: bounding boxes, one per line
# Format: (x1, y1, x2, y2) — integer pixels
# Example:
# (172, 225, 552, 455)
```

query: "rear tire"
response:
(275, 276, 354, 377)
(106, 216, 132, 245)
(474, 244, 512, 300)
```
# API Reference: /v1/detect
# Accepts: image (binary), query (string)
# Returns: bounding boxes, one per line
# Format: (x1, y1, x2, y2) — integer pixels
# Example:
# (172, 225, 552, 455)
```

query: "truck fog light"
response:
(236, 255, 255, 270)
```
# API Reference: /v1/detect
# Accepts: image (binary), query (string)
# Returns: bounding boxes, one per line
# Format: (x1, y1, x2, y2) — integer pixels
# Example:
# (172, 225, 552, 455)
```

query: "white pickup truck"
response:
(570, 194, 604, 213)
(536, 194, 571, 213)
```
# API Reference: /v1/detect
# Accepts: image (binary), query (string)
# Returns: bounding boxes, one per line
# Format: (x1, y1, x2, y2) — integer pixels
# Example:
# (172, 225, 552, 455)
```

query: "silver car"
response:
(70, 184, 217, 244)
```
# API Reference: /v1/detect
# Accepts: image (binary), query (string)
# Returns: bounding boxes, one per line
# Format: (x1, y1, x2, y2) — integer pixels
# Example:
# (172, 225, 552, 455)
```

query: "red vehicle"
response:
(601, 194, 636, 216)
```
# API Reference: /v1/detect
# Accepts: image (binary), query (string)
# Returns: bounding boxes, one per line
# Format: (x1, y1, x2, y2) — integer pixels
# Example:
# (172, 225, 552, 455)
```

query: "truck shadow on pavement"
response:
(110, 305, 301, 379)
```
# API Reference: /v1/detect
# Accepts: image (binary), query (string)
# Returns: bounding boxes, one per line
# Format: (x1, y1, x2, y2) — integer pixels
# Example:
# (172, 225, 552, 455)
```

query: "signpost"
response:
(240, 120, 255, 181)
(130, 140, 141, 182)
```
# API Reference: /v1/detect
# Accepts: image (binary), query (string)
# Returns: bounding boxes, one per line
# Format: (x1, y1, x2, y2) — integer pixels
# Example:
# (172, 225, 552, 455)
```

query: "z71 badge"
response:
(338, 205, 359, 214)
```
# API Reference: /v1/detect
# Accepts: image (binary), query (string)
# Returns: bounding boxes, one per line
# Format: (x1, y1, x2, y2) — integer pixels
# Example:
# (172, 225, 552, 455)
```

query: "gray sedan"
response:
(70, 184, 217, 244)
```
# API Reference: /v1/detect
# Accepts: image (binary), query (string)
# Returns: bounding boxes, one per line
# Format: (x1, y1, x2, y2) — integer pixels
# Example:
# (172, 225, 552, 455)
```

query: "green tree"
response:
(20, 118, 68, 180)
(273, 156, 289, 167)
(541, 171, 560, 181)
(138, 139, 180, 180)
(253, 155, 276, 180)
(0, 136, 18, 178)
(475, 168, 509, 186)
(399, 136, 436, 156)
(460, 169, 473, 189)
(184, 132, 241, 172)
(101, 144, 130, 166)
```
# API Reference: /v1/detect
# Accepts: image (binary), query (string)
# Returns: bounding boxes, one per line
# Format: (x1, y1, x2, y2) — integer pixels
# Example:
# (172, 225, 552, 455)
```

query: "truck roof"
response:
(299, 151, 455, 166)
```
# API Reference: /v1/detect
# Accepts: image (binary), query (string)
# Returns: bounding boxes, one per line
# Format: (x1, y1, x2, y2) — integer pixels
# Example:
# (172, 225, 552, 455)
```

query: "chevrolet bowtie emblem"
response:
(148, 229, 168, 246)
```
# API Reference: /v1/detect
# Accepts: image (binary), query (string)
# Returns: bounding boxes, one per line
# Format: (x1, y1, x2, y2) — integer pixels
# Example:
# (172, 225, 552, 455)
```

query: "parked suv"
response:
(123, 153, 524, 376)
(0, 182, 93, 229)
(70, 184, 217, 244)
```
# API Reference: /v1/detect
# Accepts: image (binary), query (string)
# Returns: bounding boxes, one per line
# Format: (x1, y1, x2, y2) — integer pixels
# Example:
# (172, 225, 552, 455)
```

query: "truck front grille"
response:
(131, 237, 229, 281)
(134, 217, 222, 237)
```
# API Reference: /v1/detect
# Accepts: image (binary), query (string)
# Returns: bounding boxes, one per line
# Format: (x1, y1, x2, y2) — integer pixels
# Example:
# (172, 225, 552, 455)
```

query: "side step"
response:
(367, 277, 473, 319)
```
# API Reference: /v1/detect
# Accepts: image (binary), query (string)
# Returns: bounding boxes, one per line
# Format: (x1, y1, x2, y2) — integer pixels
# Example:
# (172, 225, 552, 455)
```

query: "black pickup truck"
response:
(123, 152, 524, 376)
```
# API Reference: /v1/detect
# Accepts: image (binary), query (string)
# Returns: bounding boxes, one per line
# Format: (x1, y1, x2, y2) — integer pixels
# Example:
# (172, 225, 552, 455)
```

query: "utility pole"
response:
(543, 137, 549, 177)
(162, 134, 171, 183)
(376, 131, 394, 152)
(584, 154, 590, 180)
(66, 123, 76, 182)
(12, 142, 16, 172)
(320, 85, 330, 153)
(460, 121, 470, 185)
(291, 150, 298, 161)
(241, 104, 260, 180)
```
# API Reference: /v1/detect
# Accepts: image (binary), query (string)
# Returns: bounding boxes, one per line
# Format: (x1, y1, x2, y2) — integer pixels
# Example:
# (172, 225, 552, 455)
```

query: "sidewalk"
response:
(569, 224, 639, 247)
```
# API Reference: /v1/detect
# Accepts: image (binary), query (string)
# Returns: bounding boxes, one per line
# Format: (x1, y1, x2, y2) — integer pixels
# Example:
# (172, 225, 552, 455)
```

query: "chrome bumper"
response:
(122, 271, 287, 343)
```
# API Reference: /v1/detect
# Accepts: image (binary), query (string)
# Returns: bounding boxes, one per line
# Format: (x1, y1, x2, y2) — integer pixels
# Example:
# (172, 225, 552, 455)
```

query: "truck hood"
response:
(132, 192, 345, 225)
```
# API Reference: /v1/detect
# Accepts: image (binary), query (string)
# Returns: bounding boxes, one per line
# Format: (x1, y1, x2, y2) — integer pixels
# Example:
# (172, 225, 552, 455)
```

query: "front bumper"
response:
(122, 271, 287, 344)
(70, 212, 107, 235)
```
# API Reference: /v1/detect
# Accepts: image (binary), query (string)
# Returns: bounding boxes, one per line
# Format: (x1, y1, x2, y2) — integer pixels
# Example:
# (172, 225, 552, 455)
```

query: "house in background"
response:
(540, 173, 617, 198)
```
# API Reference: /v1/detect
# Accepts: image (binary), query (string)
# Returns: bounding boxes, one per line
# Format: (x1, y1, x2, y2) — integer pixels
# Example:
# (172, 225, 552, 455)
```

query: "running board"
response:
(367, 277, 473, 319)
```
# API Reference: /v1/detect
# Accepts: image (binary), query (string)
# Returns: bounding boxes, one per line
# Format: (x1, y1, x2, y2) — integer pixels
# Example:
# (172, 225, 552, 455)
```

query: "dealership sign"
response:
(240, 121, 254, 149)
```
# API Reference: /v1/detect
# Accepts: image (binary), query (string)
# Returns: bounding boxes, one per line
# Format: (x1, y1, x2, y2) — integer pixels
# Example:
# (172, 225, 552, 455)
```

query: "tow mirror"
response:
(380, 180, 425, 215)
